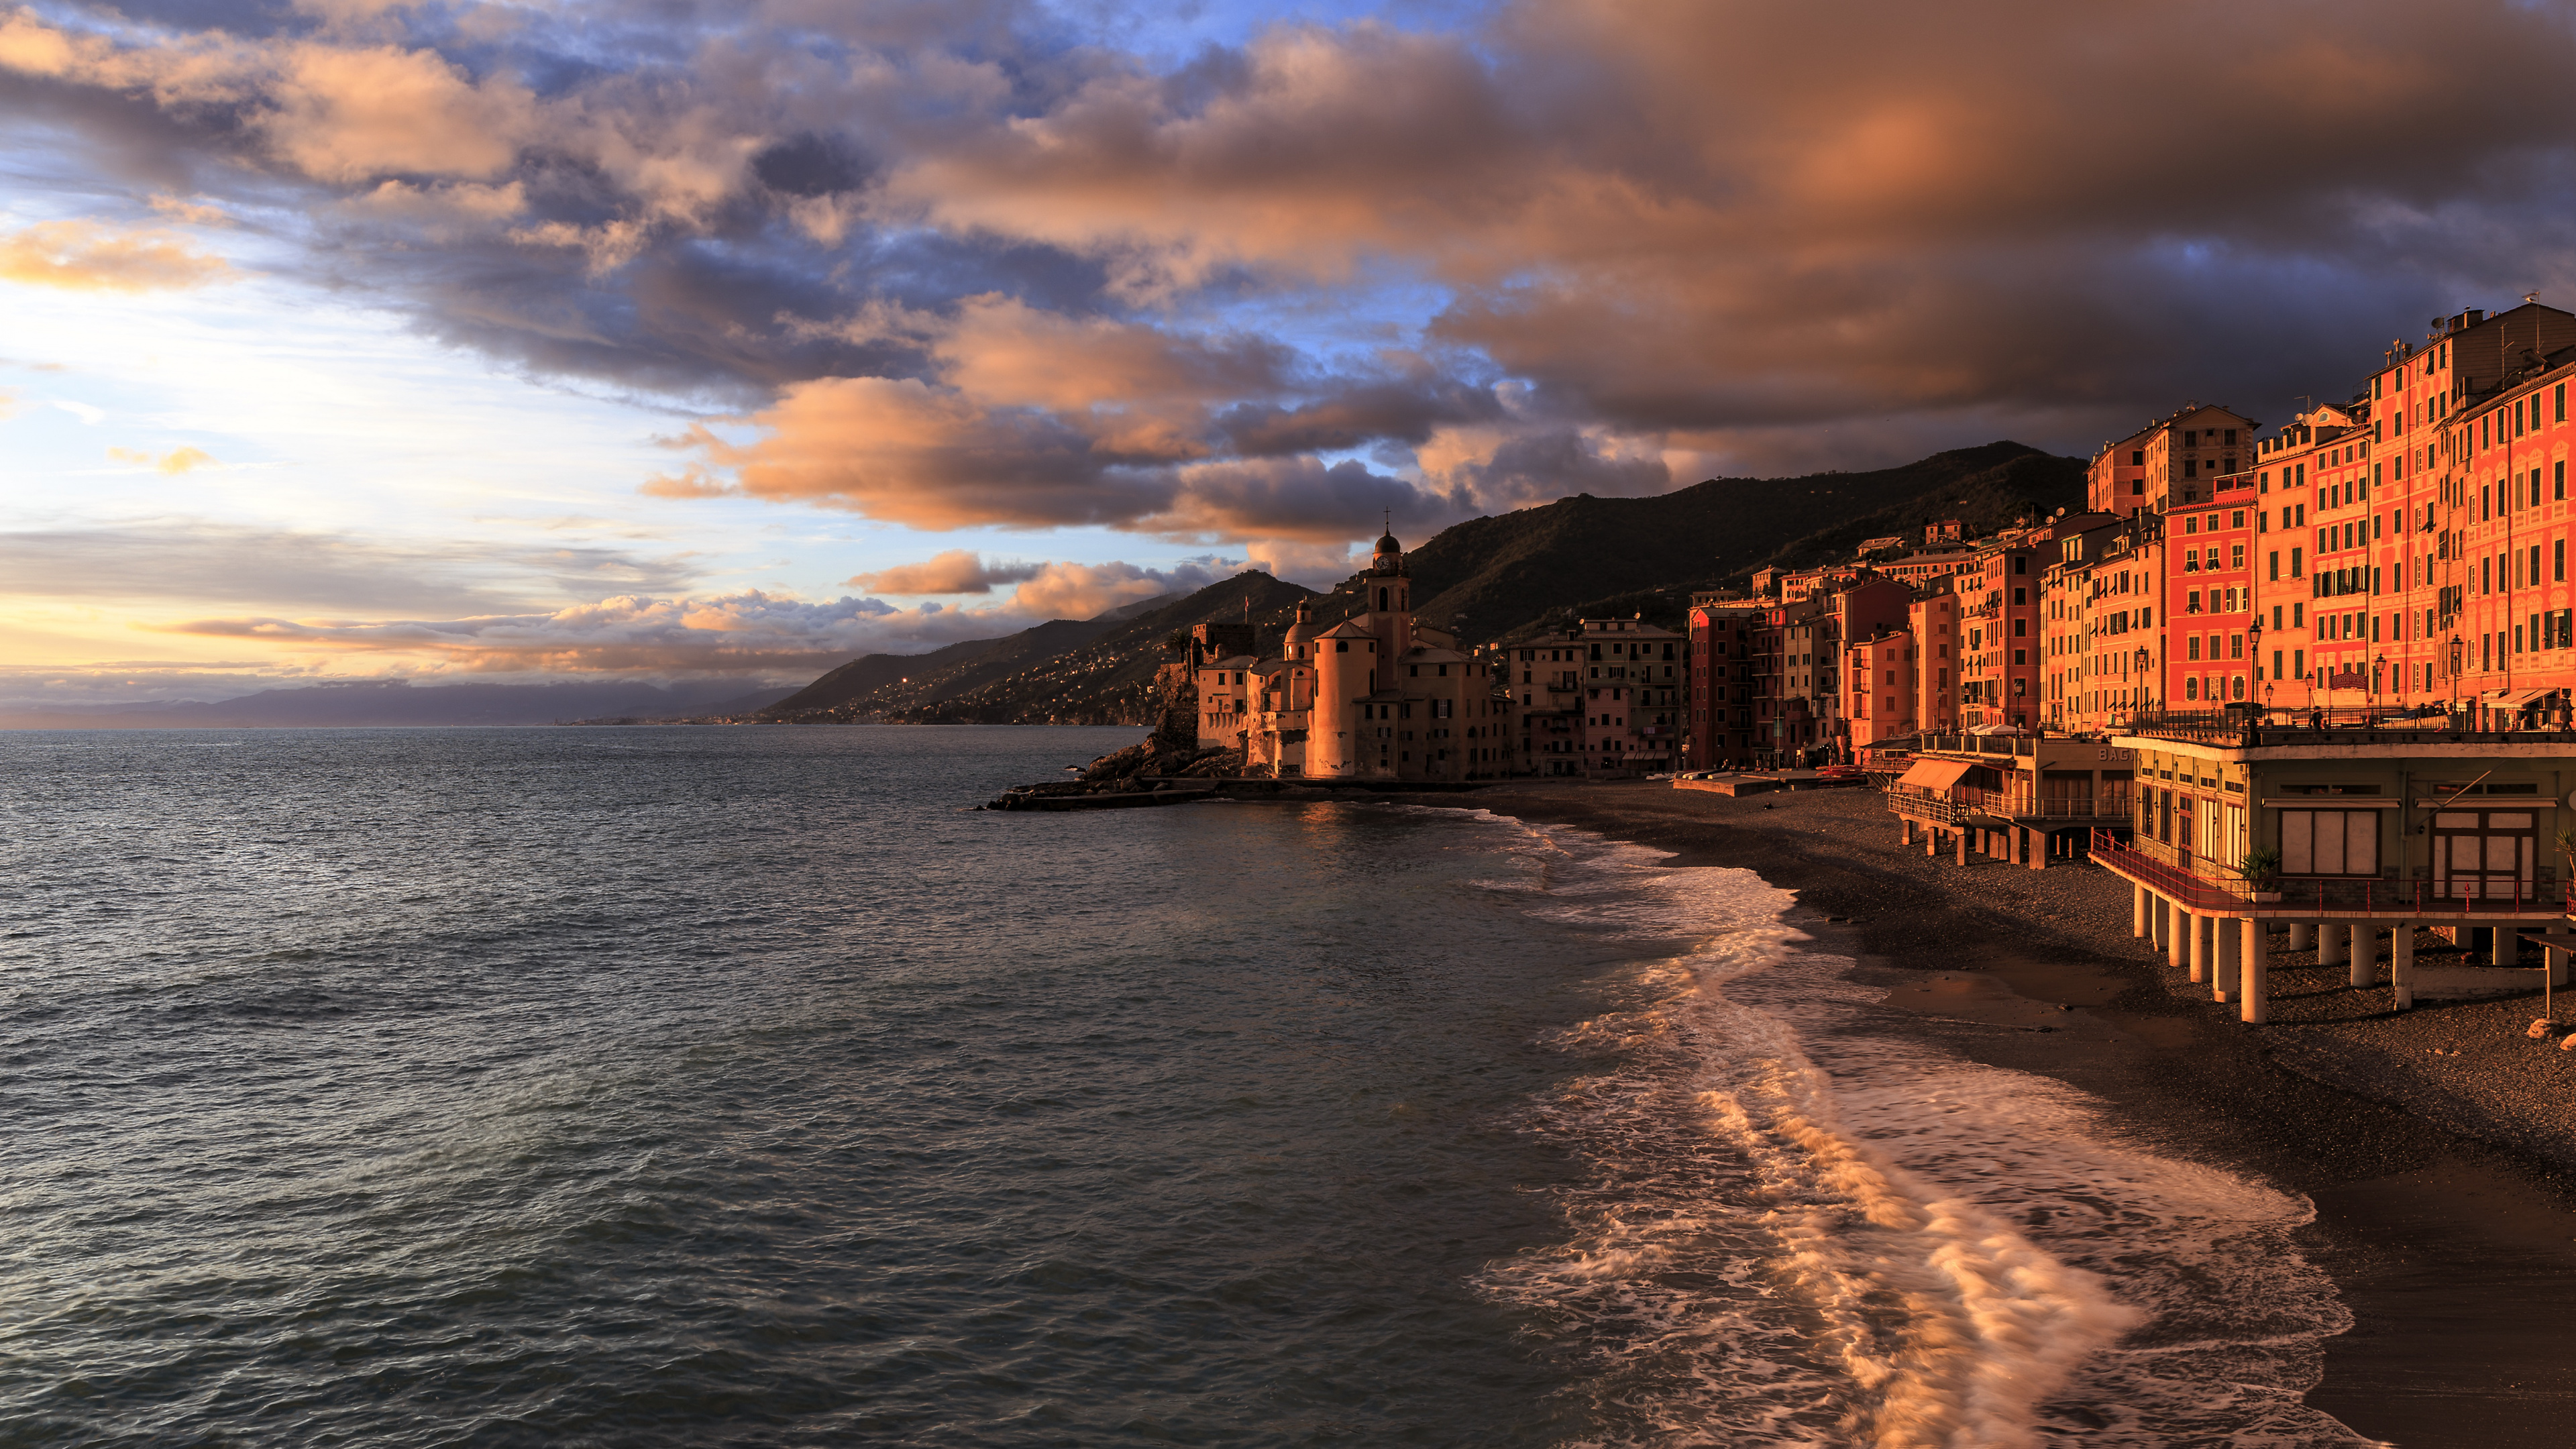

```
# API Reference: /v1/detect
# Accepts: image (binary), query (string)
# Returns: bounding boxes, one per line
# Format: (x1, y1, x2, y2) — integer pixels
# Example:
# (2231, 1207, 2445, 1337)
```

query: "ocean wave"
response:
(1475, 830, 2378, 1448)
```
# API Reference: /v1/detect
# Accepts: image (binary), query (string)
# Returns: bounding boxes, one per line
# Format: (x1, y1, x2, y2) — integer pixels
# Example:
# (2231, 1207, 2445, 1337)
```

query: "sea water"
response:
(0, 727, 2372, 1446)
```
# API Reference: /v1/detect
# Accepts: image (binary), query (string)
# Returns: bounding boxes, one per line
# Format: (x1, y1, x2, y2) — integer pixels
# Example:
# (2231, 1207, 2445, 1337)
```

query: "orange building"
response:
(2090, 403, 2259, 517)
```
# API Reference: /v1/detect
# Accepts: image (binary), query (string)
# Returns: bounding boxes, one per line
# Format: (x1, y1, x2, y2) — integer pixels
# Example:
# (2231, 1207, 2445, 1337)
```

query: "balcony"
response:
(2092, 830, 2573, 919)
(1890, 785, 2129, 825)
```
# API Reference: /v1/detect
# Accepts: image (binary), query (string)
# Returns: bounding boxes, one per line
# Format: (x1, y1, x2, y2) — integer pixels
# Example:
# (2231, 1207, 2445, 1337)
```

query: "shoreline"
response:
(1373, 778, 2576, 1446)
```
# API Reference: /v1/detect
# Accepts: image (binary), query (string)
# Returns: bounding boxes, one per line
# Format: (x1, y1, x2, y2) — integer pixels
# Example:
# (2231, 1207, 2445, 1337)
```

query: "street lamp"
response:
(2247, 614, 2264, 716)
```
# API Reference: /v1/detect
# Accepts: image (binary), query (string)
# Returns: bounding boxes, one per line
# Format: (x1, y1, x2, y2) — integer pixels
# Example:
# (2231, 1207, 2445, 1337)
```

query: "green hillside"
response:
(1393, 441, 2083, 643)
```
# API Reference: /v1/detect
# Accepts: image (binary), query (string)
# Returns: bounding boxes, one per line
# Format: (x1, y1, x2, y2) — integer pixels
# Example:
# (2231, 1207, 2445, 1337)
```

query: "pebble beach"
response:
(1385, 777, 2576, 1446)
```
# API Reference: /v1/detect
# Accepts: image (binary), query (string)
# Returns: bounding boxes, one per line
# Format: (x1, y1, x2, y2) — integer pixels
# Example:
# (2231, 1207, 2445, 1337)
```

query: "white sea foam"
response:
(1473, 824, 2383, 1448)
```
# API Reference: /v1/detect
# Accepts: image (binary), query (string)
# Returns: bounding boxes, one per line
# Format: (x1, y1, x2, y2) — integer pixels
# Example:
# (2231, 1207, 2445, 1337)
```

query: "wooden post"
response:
(2391, 924, 2416, 1010)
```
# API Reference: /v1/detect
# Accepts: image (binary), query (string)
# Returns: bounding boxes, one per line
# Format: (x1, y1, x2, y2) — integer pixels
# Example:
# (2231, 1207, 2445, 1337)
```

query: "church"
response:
(1193, 529, 1517, 781)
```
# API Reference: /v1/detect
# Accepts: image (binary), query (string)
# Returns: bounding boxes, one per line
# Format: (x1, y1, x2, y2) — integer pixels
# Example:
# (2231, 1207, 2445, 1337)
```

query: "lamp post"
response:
(2372, 650, 2386, 728)
(2247, 614, 2264, 715)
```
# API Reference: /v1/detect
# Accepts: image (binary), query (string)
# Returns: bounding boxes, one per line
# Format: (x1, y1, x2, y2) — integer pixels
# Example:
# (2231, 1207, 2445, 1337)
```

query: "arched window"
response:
(1379, 588, 1389, 610)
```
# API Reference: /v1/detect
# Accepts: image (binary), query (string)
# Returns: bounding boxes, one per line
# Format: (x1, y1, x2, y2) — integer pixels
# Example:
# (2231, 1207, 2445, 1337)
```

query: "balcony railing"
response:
(2092, 830, 2574, 918)
(2118, 705, 2576, 748)
(1889, 787, 2131, 823)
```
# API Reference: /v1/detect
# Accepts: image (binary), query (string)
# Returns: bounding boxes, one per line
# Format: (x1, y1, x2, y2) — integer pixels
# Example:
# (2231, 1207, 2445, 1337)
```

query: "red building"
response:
(2166, 474, 2259, 708)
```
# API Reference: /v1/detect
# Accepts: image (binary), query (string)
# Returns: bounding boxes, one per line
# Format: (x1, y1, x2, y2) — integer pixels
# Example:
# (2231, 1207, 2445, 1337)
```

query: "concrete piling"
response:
(2348, 923, 2376, 988)
(2239, 919, 2269, 1024)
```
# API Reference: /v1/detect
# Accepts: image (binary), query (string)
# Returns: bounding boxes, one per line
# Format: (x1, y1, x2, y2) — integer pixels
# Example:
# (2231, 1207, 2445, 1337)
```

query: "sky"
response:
(9, 0, 2576, 706)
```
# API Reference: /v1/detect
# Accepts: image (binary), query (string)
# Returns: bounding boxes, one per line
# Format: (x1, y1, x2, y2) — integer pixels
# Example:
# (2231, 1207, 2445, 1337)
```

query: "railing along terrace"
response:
(2091, 830, 2576, 918)
(1890, 786, 2131, 823)
(2120, 704, 2576, 747)
(1888, 787, 1972, 824)
(1914, 732, 2038, 757)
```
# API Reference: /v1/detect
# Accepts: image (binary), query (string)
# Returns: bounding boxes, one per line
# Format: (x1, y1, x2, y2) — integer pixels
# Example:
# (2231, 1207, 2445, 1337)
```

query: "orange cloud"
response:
(846, 549, 1042, 595)
(108, 445, 217, 474)
(0, 221, 229, 292)
(663, 376, 1175, 528)
(998, 559, 1234, 619)
(261, 43, 533, 182)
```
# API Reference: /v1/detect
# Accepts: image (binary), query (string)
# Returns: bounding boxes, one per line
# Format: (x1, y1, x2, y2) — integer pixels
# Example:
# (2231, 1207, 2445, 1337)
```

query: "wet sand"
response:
(1382, 778, 2576, 1447)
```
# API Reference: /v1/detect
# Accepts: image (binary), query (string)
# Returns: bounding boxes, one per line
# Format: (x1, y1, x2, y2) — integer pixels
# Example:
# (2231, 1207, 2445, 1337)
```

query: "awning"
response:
(2481, 688, 2549, 706)
(1897, 758, 1973, 791)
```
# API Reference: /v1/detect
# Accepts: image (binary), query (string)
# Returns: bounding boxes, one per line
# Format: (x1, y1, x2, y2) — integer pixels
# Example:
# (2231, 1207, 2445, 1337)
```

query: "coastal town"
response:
(1165, 299, 2576, 787)
(1029, 299, 2576, 1037)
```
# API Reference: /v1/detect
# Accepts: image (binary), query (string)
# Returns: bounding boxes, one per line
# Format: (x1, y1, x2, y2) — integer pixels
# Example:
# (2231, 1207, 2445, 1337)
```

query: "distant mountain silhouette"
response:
(767, 572, 1320, 724)
(759, 441, 2086, 726)
(1399, 441, 2084, 641)
(13, 444, 2083, 732)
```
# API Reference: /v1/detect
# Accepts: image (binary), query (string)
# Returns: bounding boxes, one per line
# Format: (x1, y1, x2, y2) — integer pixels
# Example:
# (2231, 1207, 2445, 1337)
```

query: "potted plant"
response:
(2239, 847, 2284, 902)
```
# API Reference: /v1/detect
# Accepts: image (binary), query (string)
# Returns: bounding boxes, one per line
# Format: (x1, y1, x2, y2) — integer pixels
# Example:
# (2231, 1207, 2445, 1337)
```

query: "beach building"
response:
(1844, 624, 1917, 749)
(1574, 616, 1687, 775)
(2166, 475, 2259, 711)
(1686, 598, 1763, 767)
(1955, 523, 2063, 731)
(2091, 714, 2576, 1023)
(1907, 579, 1962, 735)
(1884, 732, 2137, 867)
(1508, 633, 1589, 775)
(2041, 511, 2165, 733)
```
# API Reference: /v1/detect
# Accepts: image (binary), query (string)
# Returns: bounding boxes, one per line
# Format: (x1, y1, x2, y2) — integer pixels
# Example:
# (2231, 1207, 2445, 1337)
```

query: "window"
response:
(2281, 810, 2380, 877)
(2432, 810, 2535, 899)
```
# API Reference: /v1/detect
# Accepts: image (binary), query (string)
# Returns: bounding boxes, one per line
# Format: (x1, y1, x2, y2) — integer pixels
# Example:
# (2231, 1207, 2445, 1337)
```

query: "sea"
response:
(0, 726, 2380, 1448)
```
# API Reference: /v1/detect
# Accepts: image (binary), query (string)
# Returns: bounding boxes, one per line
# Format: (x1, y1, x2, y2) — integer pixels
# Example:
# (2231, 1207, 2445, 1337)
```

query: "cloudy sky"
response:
(9, 0, 2576, 704)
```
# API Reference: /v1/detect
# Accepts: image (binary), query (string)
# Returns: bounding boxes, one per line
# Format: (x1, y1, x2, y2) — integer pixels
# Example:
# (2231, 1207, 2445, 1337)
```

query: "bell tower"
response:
(1364, 517, 1412, 659)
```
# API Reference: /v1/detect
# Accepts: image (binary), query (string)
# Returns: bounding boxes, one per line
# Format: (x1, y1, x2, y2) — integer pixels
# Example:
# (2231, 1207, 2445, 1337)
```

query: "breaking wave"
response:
(1468, 824, 2379, 1448)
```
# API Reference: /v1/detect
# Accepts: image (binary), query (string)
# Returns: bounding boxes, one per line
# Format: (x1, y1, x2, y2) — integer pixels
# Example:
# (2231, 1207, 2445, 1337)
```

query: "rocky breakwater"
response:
(982, 739, 1246, 810)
